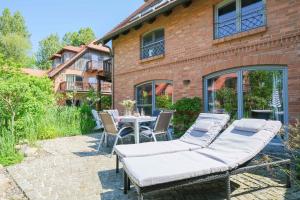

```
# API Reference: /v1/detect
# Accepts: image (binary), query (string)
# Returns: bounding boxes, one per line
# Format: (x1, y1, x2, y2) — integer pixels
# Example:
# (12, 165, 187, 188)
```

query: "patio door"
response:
(204, 66, 288, 129)
(135, 80, 173, 116)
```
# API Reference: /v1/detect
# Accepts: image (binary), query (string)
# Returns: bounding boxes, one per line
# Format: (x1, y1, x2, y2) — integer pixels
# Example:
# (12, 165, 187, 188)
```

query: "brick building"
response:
(99, 0, 300, 130)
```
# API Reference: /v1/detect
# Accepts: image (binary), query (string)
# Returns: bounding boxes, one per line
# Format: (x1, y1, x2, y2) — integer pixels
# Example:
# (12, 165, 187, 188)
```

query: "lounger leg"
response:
(116, 155, 119, 173)
(226, 176, 231, 200)
(286, 163, 292, 188)
(123, 171, 128, 194)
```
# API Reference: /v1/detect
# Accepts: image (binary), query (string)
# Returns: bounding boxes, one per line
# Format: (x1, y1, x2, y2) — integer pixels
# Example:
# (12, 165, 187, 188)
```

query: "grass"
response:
(0, 105, 95, 166)
(0, 130, 23, 166)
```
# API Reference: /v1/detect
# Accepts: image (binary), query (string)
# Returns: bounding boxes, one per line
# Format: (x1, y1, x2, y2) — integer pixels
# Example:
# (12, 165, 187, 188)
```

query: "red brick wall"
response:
(112, 0, 300, 119)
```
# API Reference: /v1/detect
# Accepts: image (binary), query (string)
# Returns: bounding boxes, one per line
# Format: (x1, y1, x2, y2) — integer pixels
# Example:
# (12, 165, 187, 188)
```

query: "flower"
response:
(120, 99, 136, 109)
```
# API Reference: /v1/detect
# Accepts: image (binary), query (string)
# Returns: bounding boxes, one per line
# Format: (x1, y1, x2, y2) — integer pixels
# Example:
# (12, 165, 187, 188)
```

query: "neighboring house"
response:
(98, 0, 300, 136)
(48, 43, 112, 106)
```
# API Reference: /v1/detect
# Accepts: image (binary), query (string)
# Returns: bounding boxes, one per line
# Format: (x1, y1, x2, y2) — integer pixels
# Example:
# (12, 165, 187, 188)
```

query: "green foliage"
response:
(0, 129, 23, 166)
(101, 95, 112, 110)
(0, 33, 31, 66)
(79, 103, 96, 134)
(0, 67, 54, 136)
(62, 27, 96, 46)
(169, 97, 202, 137)
(296, 157, 300, 180)
(0, 8, 31, 66)
(156, 95, 172, 109)
(0, 8, 29, 37)
(36, 34, 62, 69)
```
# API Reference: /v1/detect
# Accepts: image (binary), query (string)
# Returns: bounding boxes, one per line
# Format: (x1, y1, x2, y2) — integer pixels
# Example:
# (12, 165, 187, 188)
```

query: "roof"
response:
(99, 0, 191, 44)
(48, 43, 110, 78)
(21, 68, 49, 77)
(49, 53, 62, 60)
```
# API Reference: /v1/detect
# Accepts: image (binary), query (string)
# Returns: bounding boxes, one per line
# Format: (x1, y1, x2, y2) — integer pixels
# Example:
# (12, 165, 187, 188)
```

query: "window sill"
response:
(213, 26, 267, 45)
(140, 54, 165, 63)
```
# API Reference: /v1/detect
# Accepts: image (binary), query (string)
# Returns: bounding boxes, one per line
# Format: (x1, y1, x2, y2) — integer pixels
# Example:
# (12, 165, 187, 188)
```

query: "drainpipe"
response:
(100, 42, 115, 109)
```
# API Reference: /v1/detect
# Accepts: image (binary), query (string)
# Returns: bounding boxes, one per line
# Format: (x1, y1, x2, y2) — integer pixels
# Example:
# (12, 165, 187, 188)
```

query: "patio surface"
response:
(5, 133, 300, 200)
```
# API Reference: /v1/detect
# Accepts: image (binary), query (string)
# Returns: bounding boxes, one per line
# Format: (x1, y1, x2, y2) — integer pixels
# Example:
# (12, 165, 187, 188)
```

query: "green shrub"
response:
(170, 97, 202, 137)
(101, 95, 112, 110)
(296, 157, 300, 180)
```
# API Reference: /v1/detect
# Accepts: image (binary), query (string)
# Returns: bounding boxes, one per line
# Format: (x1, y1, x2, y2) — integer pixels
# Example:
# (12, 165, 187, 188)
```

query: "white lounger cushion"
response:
(196, 120, 282, 169)
(233, 118, 266, 132)
(114, 140, 200, 158)
(123, 119, 281, 187)
(193, 120, 215, 132)
(114, 113, 230, 158)
(179, 113, 230, 146)
(123, 151, 229, 187)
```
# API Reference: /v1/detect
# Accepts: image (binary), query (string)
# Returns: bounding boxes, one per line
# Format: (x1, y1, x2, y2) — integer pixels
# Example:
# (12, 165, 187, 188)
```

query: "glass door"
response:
(206, 72, 238, 120)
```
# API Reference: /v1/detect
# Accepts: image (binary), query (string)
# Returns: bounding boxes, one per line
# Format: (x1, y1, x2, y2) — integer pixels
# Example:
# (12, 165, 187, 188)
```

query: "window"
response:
(52, 58, 61, 68)
(204, 66, 288, 130)
(215, 0, 266, 39)
(141, 29, 165, 59)
(65, 75, 83, 90)
(135, 80, 173, 115)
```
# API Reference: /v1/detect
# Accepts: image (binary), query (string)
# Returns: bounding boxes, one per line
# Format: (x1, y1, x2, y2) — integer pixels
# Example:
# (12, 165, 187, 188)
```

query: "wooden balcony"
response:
(86, 60, 103, 72)
(85, 59, 112, 82)
(59, 81, 112, 94)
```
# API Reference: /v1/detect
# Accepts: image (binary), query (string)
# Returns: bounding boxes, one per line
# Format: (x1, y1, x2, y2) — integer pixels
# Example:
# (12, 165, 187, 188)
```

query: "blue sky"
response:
(0, 0, 144, 54)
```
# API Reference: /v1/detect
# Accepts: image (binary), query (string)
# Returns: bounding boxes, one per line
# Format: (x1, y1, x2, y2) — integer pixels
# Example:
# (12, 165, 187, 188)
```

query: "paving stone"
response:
(4, 133, 300, 200)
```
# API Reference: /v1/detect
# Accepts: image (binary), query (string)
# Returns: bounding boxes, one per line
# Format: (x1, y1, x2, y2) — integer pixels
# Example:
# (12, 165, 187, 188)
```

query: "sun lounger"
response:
(114, 113, 230, 172)
(121, 119, 291, 200)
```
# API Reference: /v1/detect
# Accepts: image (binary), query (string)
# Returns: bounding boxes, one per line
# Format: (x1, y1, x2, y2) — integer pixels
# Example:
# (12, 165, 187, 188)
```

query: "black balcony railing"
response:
(141, 40, 165, 59)
(103, 59, 112, 81)
(215, 6, 266, 39)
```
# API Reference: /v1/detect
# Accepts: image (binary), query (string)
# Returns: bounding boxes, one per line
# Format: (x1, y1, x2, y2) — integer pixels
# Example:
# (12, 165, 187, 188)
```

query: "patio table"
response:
(118, 116, 156, 144)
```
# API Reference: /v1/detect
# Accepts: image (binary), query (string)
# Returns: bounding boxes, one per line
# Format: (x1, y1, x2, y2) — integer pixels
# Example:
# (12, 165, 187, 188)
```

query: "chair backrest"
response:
(99, 112, 118, 134)
(92, 109, 100, 121)
(104, 109, 119, 121)
(154, 111, 173, 133)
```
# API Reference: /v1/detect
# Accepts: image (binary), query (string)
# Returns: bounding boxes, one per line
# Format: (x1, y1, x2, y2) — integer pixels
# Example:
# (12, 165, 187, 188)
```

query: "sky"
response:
(0, 0, 144, 54)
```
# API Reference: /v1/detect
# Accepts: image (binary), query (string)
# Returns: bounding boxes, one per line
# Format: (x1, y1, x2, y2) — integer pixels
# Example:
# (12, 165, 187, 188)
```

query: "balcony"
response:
(103, 59, 112, 81)
(59, 81, 112, 94)
(85, 60, 104, 72)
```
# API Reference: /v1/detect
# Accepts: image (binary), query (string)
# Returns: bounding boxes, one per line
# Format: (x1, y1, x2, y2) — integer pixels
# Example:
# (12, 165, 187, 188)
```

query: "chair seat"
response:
(119, 127, 134, 137)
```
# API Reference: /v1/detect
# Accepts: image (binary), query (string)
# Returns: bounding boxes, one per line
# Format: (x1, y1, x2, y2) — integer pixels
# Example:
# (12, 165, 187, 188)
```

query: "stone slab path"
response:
(4, 133, 300, 200)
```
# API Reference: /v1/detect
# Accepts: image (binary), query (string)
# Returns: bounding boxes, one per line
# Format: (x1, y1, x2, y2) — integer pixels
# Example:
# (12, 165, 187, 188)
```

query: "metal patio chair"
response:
(97, 112, 134, 157)
(140, 111, 173, 142)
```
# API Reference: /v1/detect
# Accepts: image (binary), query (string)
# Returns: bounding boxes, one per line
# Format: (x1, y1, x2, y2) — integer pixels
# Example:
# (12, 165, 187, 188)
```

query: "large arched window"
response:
(141, 29, 165, 59)
(203, 66, 288, 129)
(135, 80, 173, 115)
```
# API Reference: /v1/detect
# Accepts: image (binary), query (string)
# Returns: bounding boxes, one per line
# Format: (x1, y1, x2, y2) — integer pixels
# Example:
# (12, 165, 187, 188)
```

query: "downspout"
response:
(100, 42, 115, 109)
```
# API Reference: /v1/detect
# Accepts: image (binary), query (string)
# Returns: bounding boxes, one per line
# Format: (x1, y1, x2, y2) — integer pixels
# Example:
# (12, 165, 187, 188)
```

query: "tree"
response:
(0, 66, 54, 136)
(0, 8, 31, 66)
(62, 27, 96, 46)
(0, 33, 31, 64)
(36, 34, 62, 69)
(0, 9, 29, 37)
